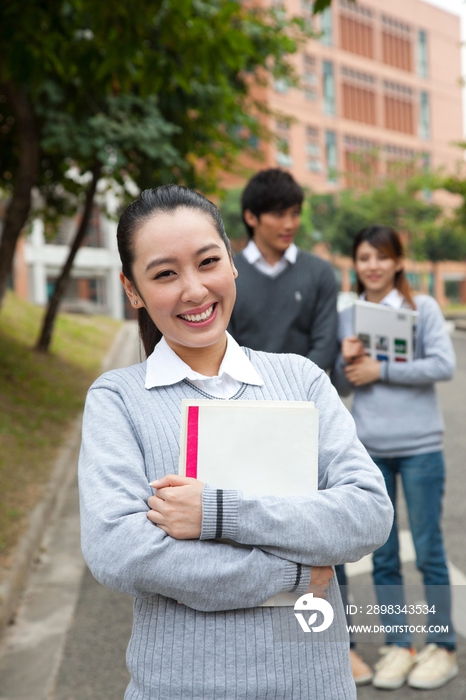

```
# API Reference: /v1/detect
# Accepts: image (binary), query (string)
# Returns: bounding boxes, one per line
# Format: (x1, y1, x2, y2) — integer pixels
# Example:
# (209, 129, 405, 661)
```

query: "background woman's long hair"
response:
(352, 225, 416, 310)
(117, 184, 232, 357)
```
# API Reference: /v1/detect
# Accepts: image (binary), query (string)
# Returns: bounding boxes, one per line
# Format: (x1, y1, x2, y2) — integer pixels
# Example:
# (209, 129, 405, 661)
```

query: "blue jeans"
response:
(371, 451, 455, 650)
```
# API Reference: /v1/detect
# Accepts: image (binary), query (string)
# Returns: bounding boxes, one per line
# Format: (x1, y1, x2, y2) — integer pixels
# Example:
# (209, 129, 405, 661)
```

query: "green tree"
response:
(420, 173, 466, 260)
(1, 0, 310, 351)
(218, 189, 245, 241)
(304, 168, 443, 259)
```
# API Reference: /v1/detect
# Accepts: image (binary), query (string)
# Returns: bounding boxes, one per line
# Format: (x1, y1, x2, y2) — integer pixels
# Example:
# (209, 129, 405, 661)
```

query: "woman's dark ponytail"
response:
(117, 185, 231, 357)
(137, 308, 162, 358)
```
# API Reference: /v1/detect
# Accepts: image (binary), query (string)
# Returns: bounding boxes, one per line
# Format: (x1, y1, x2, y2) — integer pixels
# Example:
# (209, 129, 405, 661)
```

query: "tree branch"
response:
(35, 164, 102, 353)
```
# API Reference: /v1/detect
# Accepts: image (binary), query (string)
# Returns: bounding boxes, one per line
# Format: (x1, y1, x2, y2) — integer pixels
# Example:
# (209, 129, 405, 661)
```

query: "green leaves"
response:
(40, 94, 180, 170)
(1, 0, 308, 208)
(303, 166, 449, 260)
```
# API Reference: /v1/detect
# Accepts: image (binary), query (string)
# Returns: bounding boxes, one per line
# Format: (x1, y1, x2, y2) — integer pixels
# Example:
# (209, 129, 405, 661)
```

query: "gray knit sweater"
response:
(79, 349, 393, 699)
(228, 250, 338, 371)
(331, 295, 456, 457)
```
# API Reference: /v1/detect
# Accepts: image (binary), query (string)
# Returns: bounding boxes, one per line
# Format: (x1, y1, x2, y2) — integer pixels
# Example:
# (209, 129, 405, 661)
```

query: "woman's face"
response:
(354, 240, 402, 302)
(121, 208, 237, 356)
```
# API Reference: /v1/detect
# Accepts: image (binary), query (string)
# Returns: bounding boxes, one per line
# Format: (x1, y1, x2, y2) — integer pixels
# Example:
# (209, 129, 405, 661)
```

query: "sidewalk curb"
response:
(0, 321, 136, 640)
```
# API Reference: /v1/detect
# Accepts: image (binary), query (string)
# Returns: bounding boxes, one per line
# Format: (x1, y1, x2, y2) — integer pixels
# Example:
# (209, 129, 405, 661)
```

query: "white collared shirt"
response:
(242, 239, 298, 278)
(361, 288, 405, 310)
(145, 332, 264, 399)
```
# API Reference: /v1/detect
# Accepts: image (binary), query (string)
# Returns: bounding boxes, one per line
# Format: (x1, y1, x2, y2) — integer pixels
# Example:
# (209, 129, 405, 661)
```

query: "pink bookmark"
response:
(186, 406, 199, 478)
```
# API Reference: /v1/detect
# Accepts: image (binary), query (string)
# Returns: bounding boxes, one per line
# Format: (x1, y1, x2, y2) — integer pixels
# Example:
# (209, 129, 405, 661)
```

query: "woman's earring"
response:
(133, 300, 138, 306)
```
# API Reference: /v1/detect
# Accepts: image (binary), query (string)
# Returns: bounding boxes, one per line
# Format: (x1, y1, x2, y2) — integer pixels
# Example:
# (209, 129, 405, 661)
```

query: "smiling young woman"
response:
(332, 225, 458, 692)
(78, 186, 393, 700)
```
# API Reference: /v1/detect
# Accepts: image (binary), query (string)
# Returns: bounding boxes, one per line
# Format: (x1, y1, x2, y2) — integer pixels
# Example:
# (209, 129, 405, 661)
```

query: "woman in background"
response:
(332, 225, 457, 692)
(79, 187, 393, 699)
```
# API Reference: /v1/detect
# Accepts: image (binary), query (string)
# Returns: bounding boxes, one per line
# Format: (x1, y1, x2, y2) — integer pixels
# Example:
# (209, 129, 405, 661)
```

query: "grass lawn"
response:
(443, 303, 466, 316)
(0, 291, 121, 572)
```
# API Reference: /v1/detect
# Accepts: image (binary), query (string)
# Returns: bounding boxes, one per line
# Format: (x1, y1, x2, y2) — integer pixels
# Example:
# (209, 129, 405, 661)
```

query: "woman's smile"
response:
(178, 302, 217, 325)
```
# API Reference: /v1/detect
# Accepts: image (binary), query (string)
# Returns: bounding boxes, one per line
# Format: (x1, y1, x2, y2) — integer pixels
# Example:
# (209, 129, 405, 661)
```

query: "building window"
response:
(344, 135, 378, 187)
(339, 0, 373, 20)
(276, 152, 293, 167)
(83, 221, 104, 248)
(303, 54, 318, 102)
(323, 61, 336, 116)
(419, 92, 430, 140)
(339, 15, 374, 58)
(341, 67, 377, 125)
(47, 276, 106, 307)
(381, 15, 413, 72)
(275, 120, 293, 167)
(320, 7, 333, 45)
(417, 30, 429, 78)
(273, 78, 289, 94)
(384, 81, 415, 134)
(53, 208, 104, 247)
(338, 0, 374, 59)
(306, 126, 322, 172)
(385, 144, 416, 177)
(53, 219, 75, 246)
(325, 130, 338, 182)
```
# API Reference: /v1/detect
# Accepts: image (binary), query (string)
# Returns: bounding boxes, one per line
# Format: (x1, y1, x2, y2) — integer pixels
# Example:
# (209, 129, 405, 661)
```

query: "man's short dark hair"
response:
(241, 169, 304, 238)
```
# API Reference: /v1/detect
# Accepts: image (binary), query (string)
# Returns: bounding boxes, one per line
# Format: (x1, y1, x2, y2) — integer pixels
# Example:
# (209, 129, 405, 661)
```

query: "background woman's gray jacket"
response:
(331, 295, 455, 457)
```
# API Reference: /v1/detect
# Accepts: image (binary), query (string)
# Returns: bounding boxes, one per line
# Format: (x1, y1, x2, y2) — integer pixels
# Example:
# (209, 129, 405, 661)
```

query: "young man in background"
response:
(228, 168, 338, 371)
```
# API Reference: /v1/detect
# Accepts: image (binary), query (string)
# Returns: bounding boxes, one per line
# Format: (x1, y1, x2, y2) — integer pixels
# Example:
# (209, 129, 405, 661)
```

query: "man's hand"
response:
(341, 336, 365, 364)
(307, 566, 334, 599)
(147, 474, 204, 539)
(344, 355, 381, 386)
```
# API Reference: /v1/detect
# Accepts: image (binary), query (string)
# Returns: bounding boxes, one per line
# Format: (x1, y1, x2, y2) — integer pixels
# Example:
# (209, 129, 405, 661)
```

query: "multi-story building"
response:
(11, 208, 125, 320)
(264, 0, 463, 190)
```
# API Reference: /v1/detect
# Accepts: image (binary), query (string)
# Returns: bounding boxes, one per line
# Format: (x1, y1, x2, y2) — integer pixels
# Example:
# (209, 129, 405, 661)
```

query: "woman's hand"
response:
(307, 566, 334, 599)
(344, 355, 381, 386)
(341, 336, 365, 364)
(147, 474, 204, 539)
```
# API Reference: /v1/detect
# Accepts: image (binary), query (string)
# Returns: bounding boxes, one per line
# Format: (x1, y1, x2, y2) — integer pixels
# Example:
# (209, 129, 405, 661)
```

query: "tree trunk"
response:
(35, 164, 101, 353)
(0, 83, 40, 308)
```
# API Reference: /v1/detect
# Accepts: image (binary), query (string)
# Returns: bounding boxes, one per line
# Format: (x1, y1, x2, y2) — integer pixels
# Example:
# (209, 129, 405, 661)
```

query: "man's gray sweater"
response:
(228, 250, 338, 370)
(79, 350, 393, 699)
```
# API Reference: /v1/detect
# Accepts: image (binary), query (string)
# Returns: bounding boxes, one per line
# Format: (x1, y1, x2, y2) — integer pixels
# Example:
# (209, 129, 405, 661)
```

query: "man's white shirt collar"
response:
(145, 331, 264, 396)
(242, 240, 298, 277)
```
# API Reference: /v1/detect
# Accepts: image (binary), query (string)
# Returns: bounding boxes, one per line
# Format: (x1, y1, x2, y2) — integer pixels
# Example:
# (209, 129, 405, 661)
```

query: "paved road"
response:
(0, 331, 465, 700)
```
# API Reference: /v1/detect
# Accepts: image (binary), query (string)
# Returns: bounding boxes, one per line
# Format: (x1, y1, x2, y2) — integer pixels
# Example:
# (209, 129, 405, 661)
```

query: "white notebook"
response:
(354, 299, 418, 363)
(178, 399, 319, 606)
(179, 399, 318, 497)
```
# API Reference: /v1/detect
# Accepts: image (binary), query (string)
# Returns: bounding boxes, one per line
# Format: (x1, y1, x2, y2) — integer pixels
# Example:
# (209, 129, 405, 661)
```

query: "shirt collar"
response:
(145, 332, 264, 389)
(360, 288, 405, 309)
(242, 239, 298, 266)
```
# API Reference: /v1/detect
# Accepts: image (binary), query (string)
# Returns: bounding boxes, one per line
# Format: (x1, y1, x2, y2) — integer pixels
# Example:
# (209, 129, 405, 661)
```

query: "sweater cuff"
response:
(200, 485, 239, 540)
(379, 360, 389, 382)
(282, 563, 312, 594)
